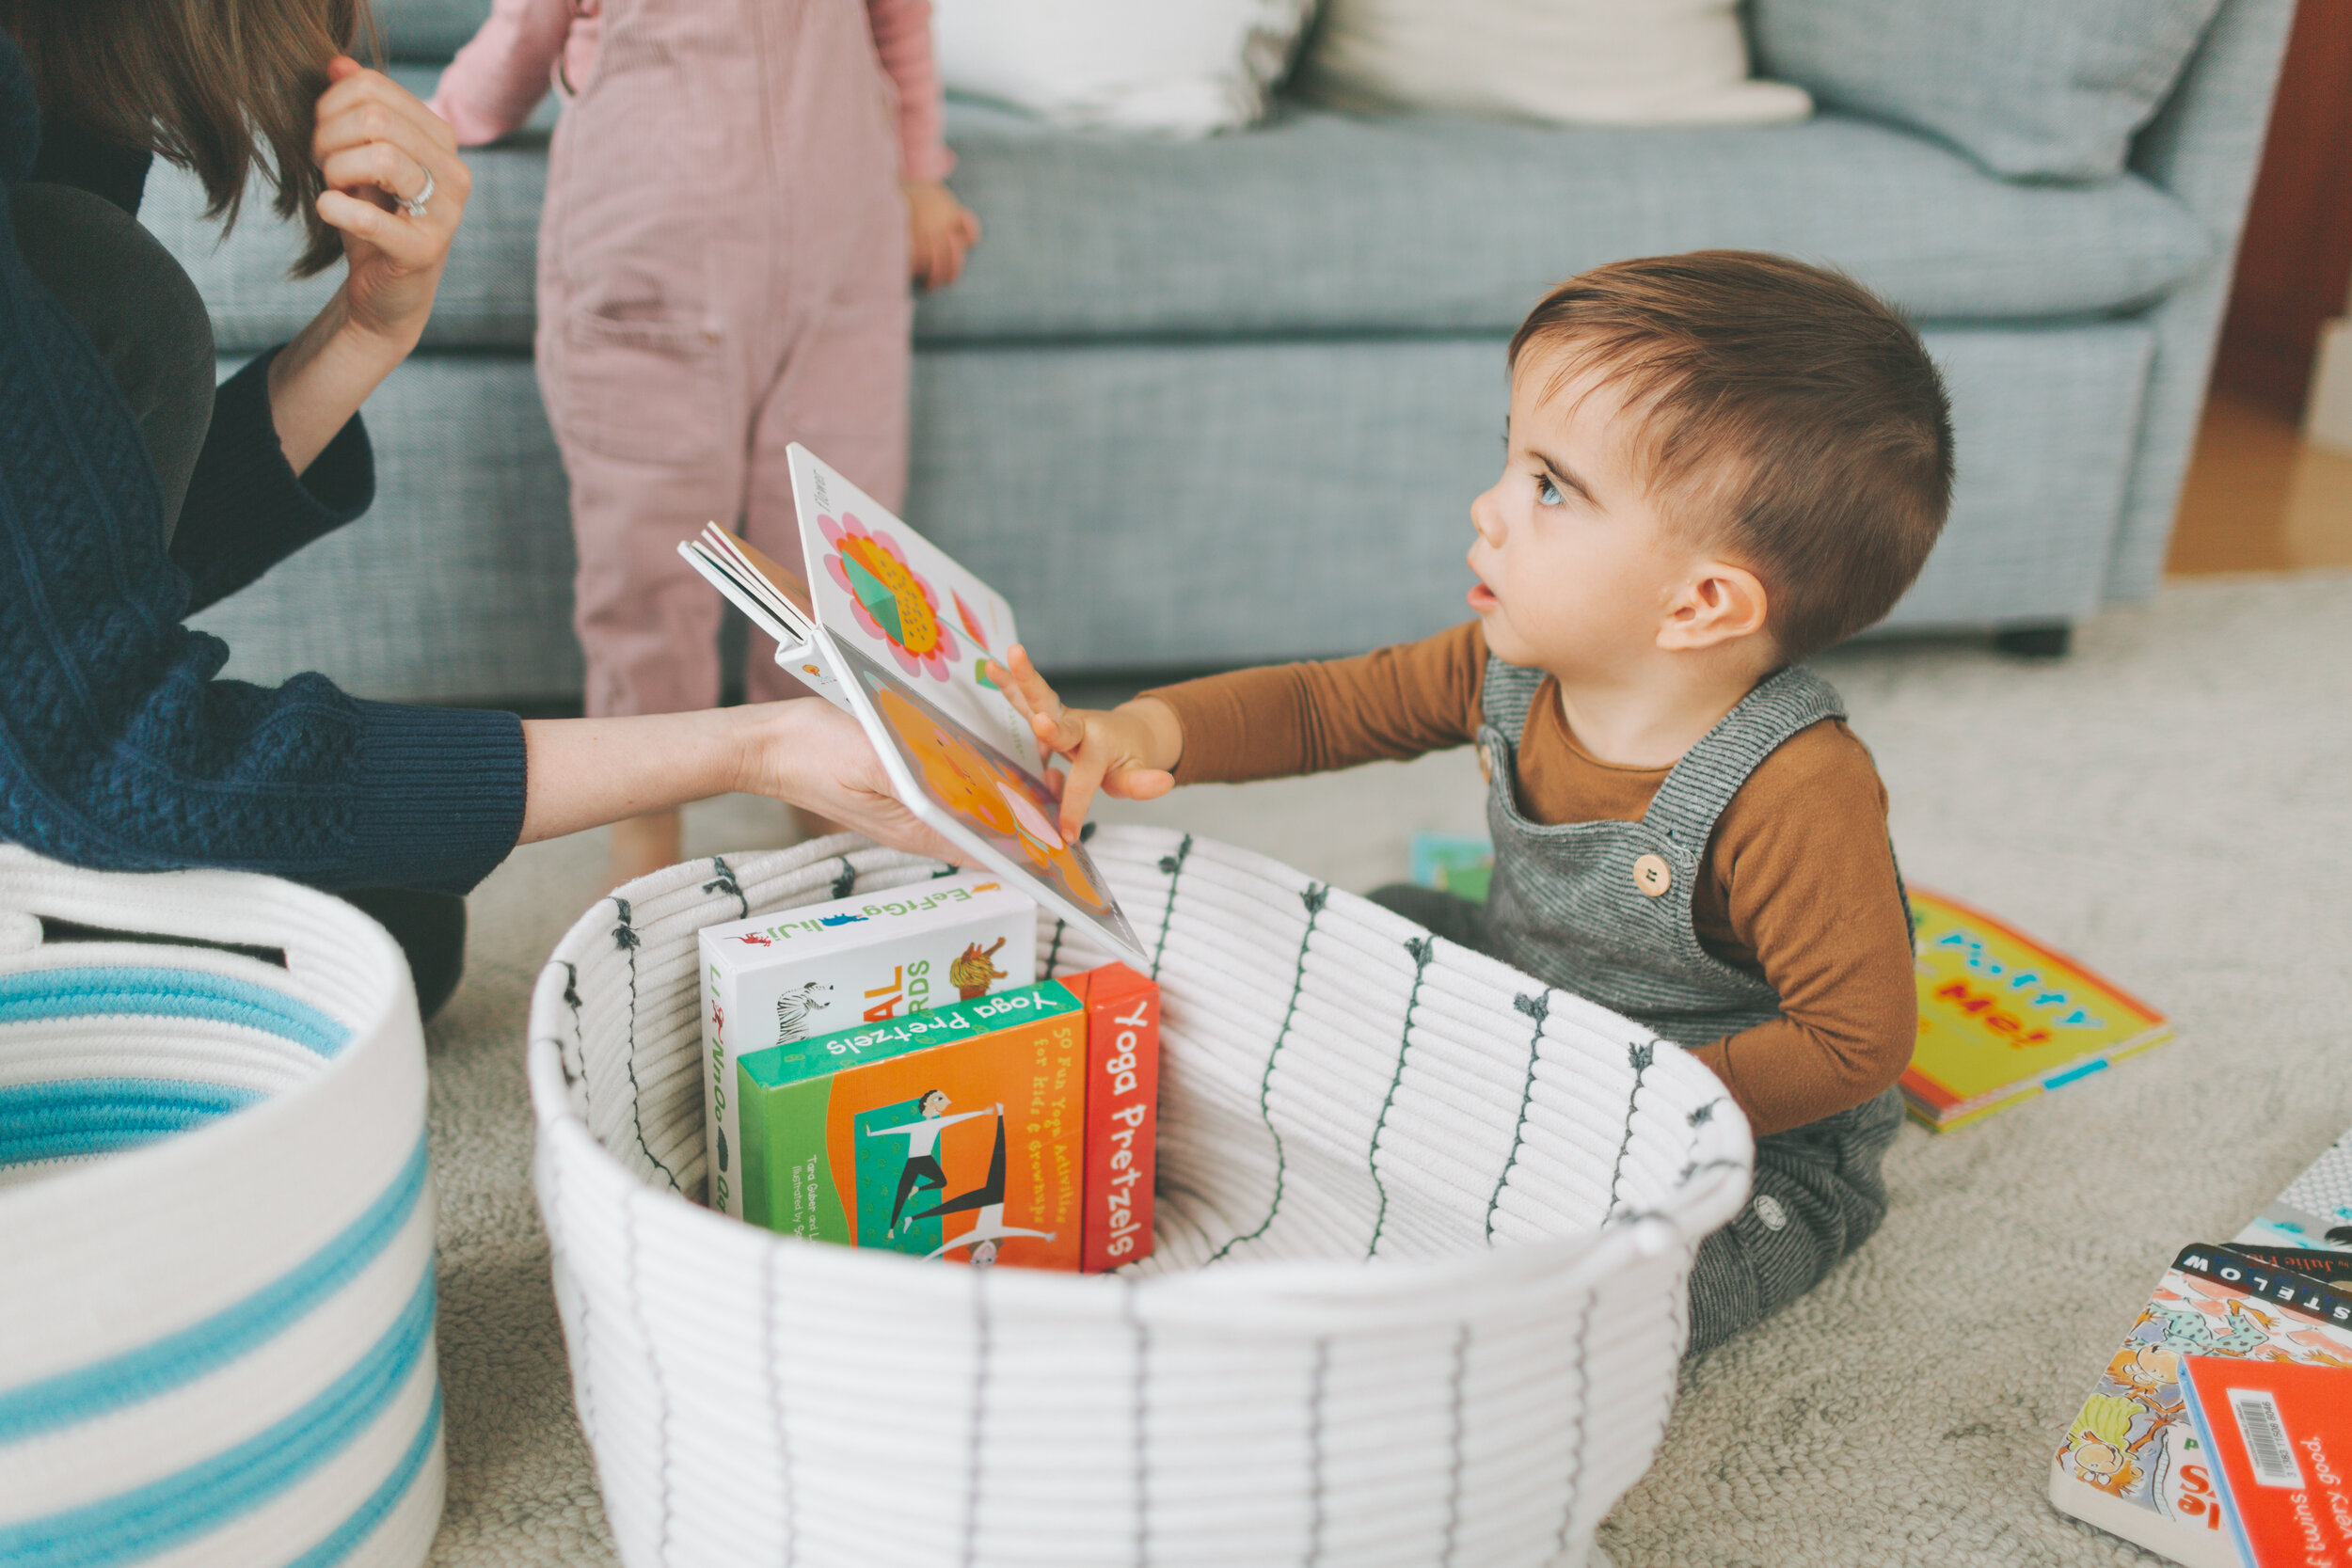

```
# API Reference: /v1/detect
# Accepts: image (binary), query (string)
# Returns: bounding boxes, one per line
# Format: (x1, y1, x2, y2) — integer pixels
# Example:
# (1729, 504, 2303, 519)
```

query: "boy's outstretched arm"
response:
(993, 645, 1182, 839)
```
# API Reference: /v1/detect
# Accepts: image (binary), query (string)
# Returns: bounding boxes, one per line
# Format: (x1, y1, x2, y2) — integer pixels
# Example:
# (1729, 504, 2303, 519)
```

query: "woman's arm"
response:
(266, 60, 472, 474)
(517, 701, 961, 863)
(172, 348, 373, 612)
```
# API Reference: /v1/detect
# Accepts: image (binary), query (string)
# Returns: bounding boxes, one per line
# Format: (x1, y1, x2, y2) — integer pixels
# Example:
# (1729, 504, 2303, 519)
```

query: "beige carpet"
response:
(420, 573, 2352, 1567)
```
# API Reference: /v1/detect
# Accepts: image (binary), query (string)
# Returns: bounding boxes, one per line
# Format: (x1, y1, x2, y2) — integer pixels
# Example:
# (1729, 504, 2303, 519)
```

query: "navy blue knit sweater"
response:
(0, 38, 526, 894)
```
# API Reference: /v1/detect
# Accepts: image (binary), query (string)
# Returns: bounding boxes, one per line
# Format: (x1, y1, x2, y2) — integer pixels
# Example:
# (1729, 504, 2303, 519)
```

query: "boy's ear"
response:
(1657, 560, 1770, 652)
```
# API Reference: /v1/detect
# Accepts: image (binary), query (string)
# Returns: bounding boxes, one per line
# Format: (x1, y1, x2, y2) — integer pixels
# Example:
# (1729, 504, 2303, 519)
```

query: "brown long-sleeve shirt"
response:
(1144, 623, 1916, 1135)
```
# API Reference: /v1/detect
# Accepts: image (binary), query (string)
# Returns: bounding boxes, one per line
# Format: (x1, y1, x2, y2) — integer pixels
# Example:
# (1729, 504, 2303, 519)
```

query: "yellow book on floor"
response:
(1899, 888, 2171, 1131)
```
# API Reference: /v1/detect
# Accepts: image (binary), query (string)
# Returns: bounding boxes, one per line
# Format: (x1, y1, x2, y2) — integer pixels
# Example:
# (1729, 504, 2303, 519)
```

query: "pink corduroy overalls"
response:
(431, 0, 951, 715)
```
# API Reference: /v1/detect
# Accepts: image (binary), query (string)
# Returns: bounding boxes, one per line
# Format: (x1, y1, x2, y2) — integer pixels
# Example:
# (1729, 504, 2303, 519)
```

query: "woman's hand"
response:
(732, 702, 970, 864)
(265, 58, 473, 473)
(993, 644, 1181, 840)
(311, 56, 471, 351)
(903, 179, 980, 290)
(516, 702, 972, 867)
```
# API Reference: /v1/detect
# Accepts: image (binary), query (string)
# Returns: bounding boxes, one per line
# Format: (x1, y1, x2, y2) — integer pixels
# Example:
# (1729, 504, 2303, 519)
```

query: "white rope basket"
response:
(0, 846, 442, 1568)
(529, 827, 1752, 1568)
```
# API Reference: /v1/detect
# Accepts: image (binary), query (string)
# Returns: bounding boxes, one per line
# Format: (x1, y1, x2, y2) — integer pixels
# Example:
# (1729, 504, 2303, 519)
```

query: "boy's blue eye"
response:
(1535, 473, 1564, 507)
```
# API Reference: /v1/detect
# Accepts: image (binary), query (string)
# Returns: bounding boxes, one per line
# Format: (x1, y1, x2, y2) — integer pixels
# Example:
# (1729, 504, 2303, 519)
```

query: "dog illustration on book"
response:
(915, 1115, 1056, 1266)
(865, 1090, 996, 1234)
(950, 937, 1009, 1000)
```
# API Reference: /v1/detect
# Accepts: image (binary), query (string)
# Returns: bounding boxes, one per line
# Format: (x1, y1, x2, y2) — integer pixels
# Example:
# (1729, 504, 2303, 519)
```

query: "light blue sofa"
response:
(151, 0, 2294, 703)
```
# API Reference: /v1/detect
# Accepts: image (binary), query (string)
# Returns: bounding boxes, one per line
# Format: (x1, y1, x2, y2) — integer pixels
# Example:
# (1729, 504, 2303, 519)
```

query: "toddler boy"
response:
(999, 251, 1950, 1355)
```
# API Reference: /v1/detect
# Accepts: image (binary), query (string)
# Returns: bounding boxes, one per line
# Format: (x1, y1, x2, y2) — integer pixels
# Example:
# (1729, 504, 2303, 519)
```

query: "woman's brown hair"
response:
(0, 0, 377, 277)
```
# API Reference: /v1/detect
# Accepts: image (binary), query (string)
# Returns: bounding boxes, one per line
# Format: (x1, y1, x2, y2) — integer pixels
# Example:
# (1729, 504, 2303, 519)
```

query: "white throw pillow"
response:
(1297, 0, 1812, 127)
(934, 0, 1317, 137)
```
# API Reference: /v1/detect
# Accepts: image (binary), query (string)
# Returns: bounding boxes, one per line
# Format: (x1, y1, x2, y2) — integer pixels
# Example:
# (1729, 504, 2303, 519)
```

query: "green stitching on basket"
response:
(618, 1196, 676, 1566)
(1148, 834, 1193, 981)
(1440, 1323, 1470, 1568)
(1123, 1276, 1152, 1566)
(1305, 1336, 1330, 1567)
(1367, 936, 1436, 1258)
(1602, 1042, 1654, 1224)
(612, 898, 679, 1194)
(961, 1270, 991, 1568)
(1677, 1098, 1737, 1185)
(1484, 992, 1550, 1243)
(757, 1251, 798, 1567)
(558, 960, 590, 1114)
(702, 857, 749, 921)
(1552, 1291, 1595, 1559)
(1202, 883, 1327, 1267)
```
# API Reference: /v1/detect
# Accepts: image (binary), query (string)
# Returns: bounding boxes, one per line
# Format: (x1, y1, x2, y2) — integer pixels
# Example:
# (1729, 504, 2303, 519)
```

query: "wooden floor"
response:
(2167, 389, 2352, 574)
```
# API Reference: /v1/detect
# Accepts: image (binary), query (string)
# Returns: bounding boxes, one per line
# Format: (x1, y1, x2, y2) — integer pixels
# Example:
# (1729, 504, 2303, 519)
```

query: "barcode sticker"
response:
(2228, 1387, 2306, 1489)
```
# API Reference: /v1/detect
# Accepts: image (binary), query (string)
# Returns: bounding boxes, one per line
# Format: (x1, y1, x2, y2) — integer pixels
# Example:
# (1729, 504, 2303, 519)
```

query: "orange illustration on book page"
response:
(818, 512, 961, 682)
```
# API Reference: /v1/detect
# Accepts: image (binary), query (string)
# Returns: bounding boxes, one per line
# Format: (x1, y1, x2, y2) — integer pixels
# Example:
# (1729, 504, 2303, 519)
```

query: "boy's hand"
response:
(992, 645, 1181, 839)
(903, 180, 980, 290)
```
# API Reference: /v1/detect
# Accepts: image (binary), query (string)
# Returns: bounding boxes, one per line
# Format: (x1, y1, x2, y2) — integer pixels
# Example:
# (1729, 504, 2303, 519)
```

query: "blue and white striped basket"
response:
(530, 827, 1752, 1568)
(0, 847, 443, 1568)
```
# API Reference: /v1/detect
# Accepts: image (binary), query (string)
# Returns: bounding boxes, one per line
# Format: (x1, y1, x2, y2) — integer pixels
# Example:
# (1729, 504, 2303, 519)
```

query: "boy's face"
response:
(1468, 351, 1716, 680)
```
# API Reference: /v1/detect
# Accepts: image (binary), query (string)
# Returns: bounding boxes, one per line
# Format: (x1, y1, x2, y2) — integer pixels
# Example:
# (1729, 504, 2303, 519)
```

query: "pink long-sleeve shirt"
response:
(426, 0, 955, 182)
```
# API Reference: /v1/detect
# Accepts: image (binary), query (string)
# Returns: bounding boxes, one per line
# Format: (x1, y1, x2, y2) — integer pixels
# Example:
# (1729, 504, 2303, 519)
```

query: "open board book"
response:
(1899, 889, 2172, 1131)
(679, 445, 1144, 967)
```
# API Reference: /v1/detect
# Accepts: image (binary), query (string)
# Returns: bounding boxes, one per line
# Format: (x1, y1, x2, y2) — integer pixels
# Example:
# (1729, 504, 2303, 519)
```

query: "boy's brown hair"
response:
(1509, 251, 1953, 662)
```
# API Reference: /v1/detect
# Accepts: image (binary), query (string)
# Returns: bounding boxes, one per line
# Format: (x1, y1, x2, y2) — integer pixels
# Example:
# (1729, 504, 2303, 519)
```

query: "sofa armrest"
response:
(2131, 0, 2296, 232)
(2100, 0, 2296, 600)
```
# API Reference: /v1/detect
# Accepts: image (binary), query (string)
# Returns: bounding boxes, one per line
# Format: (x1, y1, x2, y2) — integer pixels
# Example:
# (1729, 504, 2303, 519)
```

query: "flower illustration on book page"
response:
(818, 513, 961, 681)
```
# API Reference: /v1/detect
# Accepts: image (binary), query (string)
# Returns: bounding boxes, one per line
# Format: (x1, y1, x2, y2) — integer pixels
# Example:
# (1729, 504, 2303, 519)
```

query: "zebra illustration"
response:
(774, 980, 834, 1040)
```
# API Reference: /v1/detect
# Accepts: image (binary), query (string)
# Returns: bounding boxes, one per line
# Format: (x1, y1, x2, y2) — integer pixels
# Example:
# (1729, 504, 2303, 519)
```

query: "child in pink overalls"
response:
(430, 0, 978, 883)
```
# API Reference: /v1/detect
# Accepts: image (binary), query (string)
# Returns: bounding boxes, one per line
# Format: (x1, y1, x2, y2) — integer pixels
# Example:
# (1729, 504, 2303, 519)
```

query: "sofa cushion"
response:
(918, 103, 2214, 342)
(938, 0, 1316, 136)
(374, 0, 490, 64)
(1295, 0, 1813, 128)
(1749, 0, 2224, 181)
(150, 81, 2215, 355)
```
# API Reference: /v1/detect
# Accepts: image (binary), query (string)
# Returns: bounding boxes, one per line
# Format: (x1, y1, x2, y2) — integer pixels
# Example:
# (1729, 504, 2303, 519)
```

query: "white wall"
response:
(2310, 316, 2352, 451)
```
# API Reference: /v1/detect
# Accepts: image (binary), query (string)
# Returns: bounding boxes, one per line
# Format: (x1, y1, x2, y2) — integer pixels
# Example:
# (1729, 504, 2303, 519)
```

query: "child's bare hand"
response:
(902, 179, 980, 290)
(991, 644, 1180, 839)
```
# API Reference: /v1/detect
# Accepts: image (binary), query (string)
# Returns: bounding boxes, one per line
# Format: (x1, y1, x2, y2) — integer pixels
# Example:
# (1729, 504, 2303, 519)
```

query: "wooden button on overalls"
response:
(1632, 854, 1673, 896)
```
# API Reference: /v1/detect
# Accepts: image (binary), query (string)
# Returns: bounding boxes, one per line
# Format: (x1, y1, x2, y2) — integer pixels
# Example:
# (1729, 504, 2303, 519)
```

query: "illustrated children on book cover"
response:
(2053, 1246, 2352, 1564)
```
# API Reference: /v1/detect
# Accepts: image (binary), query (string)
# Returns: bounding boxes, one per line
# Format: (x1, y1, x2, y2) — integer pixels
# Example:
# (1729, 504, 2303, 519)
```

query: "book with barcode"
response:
(2180, 1356, 2352, 1566)
(2049, 1245, 2352, 1566)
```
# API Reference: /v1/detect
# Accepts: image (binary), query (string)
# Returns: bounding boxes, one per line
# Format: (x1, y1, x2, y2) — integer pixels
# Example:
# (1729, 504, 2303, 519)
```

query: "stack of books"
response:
(700, 879, 1158, 1273)
(2051, 1132, 2352, 1566)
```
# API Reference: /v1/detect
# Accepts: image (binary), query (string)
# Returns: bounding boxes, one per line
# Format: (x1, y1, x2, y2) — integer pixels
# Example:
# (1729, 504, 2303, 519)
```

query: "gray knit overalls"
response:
(1376, 657, 1905, 1358)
